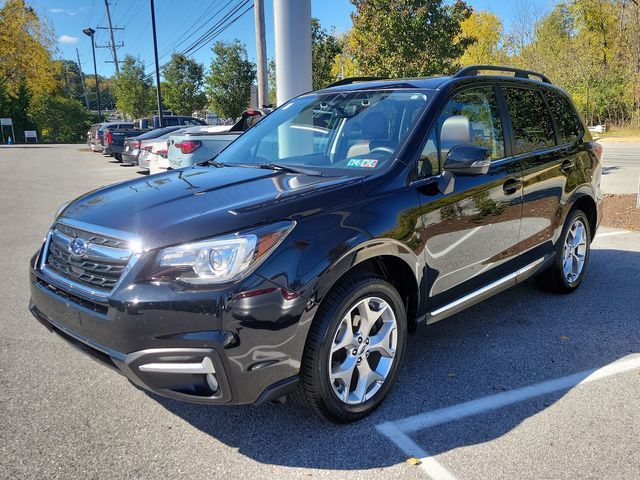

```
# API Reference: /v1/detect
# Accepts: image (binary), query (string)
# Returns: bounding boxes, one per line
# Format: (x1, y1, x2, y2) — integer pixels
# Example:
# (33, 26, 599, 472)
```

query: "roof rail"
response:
(453, 65, 552, 84)
(325, 76, 387, 88)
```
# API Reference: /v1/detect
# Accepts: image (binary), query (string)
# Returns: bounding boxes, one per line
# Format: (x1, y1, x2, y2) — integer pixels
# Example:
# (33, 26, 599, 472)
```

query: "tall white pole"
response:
(254, 0, 268, 108)
(273, 0, 312, 106)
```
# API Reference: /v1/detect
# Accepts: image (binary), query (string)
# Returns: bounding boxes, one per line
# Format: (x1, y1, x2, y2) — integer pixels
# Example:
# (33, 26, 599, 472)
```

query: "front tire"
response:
(294, 275, 407, 423)
(535, 209, 591, 293)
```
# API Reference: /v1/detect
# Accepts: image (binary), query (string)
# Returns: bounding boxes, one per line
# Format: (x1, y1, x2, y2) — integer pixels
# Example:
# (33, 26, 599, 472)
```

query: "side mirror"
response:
(444, 144, 491, 176)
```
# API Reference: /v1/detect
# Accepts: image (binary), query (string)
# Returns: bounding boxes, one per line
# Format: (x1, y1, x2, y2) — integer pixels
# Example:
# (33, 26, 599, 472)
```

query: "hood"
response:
(59, 166, 362, 250)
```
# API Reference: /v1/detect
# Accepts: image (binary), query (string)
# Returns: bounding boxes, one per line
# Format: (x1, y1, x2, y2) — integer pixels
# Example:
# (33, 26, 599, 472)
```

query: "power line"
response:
(141, 0, 253, 83)
(156, 0, 235, 61)
(181, 0, 253, 57)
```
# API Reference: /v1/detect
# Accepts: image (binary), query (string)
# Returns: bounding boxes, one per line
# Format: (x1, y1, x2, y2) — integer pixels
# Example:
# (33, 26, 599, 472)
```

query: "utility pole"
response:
(76, 48, 90, 109)
(254, 0, 268, 108)
(104, 0, 120, 74)
(83, 28, 102, 120)
(96, 23, 124, 70)
(149, 0, 164, 126)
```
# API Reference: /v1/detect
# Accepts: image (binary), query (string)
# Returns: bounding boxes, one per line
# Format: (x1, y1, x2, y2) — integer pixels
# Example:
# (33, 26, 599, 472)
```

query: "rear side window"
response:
(503, 87, 555, 155)
(546, 90, 583, 144)
(165, 117, 180, 126)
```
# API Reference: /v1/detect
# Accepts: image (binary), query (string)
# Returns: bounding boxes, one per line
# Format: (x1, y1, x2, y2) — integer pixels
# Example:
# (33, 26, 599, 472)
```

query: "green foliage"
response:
(349, 0, 473, 77)
(267, 58, 277, 107)
(57, 60, 86, 105)
(459, 11, 508, 66)
(0, 0, 57, 97)
(114, 56, 155, 119)
(29, 95, 90, 143)
(0, 81, 36, 142)
(162, 53, 207, 115)
(311, 18, 343, 89)
(205, 40, 256, 119)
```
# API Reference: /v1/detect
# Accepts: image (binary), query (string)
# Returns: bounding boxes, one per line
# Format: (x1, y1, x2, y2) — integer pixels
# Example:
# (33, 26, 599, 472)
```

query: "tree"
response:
(0, 0, 57, 98)
(162, 53, 207, 115)
(267, 58, 277, 106)
(348, 0, 474, 77)
(205, 40, 256, 119)
(312, 18, 343, 89)
(331, 31, 361, 79)
(114, 56, 155, 119)
(29, 95, 89, 143)
(459, 11, 508, 66)
(0, 81, 36, 142)
(57, 60, 86, 105)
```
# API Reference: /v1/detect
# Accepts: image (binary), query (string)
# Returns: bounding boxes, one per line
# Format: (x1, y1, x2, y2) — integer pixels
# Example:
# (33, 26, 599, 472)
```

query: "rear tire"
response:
(293, 275, 407, 423)
(535, 209, 591, 293)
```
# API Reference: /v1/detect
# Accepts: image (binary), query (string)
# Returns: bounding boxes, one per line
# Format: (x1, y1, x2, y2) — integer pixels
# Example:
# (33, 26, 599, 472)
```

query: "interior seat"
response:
(346, 111, 393, 158)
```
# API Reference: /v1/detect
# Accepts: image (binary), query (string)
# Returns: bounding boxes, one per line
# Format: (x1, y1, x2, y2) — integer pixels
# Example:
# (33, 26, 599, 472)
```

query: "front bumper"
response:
(29, 252, 309, 405)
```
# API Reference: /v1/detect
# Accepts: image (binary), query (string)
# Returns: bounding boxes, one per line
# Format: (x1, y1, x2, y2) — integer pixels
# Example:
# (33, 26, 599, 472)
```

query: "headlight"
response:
(54, 201, 71, 220)
(152, 221, 295, 285)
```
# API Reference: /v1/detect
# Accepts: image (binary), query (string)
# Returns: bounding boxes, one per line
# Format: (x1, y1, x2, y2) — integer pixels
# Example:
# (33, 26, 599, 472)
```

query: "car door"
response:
(414, 85, 524, 310)
(500, 85, 572, 267)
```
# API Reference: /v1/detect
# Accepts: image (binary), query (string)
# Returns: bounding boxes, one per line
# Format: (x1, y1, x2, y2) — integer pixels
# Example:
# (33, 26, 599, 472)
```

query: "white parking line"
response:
(377, 355, 640, 479)
(595, 230, 629, 238)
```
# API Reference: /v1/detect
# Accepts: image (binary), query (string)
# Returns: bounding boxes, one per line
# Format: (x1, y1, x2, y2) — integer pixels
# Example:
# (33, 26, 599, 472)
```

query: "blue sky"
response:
(29, 0, 550, 78)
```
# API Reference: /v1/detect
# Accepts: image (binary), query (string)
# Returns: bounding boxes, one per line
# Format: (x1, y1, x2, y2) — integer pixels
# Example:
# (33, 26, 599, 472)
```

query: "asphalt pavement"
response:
(1, 145, 639, 480)
(599, 140, 640, 194)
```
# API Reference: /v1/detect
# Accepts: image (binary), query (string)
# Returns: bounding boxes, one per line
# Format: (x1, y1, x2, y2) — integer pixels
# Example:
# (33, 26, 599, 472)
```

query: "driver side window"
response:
(417, 86, 505, 179)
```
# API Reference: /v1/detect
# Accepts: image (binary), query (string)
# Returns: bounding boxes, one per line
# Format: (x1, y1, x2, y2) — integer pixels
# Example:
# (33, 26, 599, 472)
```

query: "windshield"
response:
(215, 89, 433, 175)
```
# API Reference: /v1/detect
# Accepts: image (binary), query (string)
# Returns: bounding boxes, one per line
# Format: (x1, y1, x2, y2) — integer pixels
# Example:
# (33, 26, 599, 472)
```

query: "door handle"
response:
(561, 159, 575, 173)
(502, 178, 522, 195)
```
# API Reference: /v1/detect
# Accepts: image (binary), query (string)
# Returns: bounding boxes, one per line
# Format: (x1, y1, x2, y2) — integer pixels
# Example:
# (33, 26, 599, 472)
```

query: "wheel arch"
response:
(314, 239, 423, 334)
(566, 191, 598, 240)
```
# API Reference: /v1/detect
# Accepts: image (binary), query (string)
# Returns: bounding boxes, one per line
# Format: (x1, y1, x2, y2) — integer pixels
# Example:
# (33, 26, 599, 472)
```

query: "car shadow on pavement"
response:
(151, 248, 640, 470)
(602, 165, 622, 175)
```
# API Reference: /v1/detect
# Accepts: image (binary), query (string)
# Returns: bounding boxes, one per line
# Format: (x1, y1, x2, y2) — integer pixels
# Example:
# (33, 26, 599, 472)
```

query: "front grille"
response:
(36, 277, 109, 315)
(45, 223, 133, 293)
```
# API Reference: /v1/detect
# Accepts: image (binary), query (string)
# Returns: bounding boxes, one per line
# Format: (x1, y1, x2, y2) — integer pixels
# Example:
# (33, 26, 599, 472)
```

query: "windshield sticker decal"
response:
(347, 158, 379, 168)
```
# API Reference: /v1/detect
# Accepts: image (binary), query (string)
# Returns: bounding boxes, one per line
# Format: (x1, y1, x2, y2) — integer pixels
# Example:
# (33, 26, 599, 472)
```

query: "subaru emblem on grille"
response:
(69, 237, 88, 257)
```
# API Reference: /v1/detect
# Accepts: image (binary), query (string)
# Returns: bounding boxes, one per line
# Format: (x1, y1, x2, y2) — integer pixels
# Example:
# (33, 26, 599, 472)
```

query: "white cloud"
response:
(58, 35, 79, 45)
(50, 7, 88, 16)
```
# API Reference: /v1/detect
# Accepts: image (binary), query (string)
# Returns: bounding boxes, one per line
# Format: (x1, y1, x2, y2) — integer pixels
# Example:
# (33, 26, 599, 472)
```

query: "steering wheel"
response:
(368, 146, 394, 155)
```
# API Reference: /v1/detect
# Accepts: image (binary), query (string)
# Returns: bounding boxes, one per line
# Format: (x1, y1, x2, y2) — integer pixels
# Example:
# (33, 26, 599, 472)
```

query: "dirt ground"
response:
(602, 194, 640, 231)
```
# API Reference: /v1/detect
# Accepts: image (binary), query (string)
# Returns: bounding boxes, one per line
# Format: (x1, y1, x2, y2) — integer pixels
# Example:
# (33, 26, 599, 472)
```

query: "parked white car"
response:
(137, 128, 189, 172)
(588, 124, 606, 134)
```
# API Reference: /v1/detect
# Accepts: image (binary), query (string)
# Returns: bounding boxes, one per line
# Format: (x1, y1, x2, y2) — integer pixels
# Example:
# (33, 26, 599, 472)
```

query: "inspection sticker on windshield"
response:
(347, 158, 378, 168)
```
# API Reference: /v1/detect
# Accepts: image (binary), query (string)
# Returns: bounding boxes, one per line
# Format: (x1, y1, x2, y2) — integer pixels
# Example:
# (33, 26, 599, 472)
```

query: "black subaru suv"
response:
(29, 66, 603, 422)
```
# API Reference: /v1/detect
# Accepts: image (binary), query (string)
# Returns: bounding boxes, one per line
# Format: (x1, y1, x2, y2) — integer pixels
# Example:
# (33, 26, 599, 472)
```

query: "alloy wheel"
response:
(562, 218, 588, 283)
(329, 296, 398, 405)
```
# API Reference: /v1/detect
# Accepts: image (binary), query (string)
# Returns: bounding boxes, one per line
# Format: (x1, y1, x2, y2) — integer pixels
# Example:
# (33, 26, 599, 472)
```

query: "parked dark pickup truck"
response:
(135, 115, 206, 130)
(108, 128, 150, 161)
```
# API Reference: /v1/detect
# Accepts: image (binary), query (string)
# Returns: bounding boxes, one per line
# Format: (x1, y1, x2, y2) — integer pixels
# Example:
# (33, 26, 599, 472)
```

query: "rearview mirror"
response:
(444, 144, 491, 176)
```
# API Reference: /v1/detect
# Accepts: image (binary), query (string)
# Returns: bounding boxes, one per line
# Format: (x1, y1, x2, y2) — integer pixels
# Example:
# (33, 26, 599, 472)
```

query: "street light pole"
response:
(83, 28, 102, 121)
(149, 0, 163, 127)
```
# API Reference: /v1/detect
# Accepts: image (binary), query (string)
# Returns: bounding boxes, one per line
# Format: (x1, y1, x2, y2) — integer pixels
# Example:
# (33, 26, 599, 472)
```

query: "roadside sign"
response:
(24, 131, 38, 143)
(0, 118, 15, 144)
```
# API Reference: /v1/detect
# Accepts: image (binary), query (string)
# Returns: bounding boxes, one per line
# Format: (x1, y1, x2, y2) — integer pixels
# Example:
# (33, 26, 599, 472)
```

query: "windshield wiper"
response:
(198, 155, 225, 167)
(257, 163, 322, 176)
